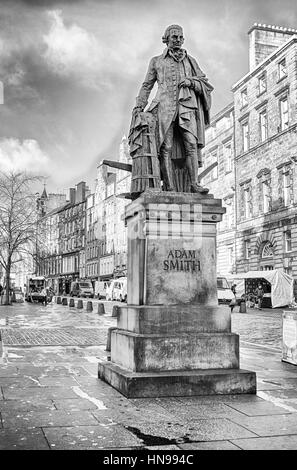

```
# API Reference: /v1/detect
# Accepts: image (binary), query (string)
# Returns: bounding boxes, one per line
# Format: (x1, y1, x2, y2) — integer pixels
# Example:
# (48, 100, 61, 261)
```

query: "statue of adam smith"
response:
(132, 24, 214, 194)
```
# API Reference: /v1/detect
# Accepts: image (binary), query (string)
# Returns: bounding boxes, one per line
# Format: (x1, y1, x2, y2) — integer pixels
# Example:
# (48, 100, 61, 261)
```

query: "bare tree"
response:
(0, 171, 41, 305)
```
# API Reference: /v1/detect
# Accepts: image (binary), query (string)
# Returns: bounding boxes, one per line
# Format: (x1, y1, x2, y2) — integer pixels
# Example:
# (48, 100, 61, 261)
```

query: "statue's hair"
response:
(162, 24, 183, 43)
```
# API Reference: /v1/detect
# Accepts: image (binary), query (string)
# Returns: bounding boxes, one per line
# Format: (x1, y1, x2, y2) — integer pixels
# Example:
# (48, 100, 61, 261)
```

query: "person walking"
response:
(254, 284, 264, 310)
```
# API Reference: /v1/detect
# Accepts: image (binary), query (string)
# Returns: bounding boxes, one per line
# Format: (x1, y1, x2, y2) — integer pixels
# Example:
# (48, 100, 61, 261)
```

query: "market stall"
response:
(231, 269, 294, 308)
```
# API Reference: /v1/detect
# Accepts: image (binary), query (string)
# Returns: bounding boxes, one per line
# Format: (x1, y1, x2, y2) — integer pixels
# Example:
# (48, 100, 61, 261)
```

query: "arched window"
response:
(261, 241, 274, 259)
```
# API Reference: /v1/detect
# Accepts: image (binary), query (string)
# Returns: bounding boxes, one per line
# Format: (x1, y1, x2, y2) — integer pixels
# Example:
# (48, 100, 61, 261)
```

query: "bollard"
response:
(112, 305, 120, 318)
(239, 300, 247, 313)
(77, 299, 83, 309)
(62, 297, 68, 306)
(57, 296, 62, 304)
(86, 301, 93, 312)
(105, 327, 118, 352)
(69, 298, 75, 307)
(97, 303, 105, 315)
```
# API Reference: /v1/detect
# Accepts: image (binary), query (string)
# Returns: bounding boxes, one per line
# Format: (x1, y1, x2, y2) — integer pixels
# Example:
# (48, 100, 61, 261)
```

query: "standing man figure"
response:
(130, 24, 214, 193)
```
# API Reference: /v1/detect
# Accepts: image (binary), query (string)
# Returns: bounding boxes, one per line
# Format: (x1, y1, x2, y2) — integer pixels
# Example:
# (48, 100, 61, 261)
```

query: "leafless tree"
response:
(0, 171, 41, 305)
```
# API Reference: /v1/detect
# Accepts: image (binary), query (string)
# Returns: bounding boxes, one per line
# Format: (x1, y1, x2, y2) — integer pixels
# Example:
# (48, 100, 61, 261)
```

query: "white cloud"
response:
(0, 138, 49, 173)
(43, 10, 103, 88)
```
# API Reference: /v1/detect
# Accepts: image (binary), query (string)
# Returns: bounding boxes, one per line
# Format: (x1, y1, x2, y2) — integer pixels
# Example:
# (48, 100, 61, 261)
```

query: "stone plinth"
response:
(98, 190, 256, 397)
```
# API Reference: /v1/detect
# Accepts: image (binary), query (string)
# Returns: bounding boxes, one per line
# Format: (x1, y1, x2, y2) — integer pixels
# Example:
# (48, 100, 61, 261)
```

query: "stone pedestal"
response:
(98, 190, 256, 397)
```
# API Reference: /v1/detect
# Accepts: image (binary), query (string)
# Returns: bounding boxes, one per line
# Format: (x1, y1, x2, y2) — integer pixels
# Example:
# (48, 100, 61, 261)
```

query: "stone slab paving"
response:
(1, 303, 297, 450)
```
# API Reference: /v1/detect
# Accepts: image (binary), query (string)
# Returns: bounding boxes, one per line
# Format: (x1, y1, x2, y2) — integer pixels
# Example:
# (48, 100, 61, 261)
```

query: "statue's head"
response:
(162, 24, 184, 49)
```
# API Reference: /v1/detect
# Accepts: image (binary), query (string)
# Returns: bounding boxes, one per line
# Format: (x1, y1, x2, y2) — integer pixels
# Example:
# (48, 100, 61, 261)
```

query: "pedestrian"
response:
(231, 284, 237, 296)
(229, 297, 236, 313)
(41, 287, 48, 306)
(254, 284, 264, 310)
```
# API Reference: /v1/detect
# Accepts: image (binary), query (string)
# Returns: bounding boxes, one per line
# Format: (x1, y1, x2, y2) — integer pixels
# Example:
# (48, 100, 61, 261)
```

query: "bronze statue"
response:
(128, 24, 214, 196)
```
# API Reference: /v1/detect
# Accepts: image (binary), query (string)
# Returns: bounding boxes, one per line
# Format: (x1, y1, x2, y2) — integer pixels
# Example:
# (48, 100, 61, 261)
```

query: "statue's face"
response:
(167, 28, 184, 49)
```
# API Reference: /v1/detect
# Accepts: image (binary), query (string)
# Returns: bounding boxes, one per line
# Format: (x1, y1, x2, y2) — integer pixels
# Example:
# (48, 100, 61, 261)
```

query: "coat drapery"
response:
(131, 48, 213, 153)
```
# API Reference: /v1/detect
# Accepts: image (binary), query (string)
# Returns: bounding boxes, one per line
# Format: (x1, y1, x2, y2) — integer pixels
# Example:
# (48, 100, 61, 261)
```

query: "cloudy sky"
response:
(1, 0, 297, 194)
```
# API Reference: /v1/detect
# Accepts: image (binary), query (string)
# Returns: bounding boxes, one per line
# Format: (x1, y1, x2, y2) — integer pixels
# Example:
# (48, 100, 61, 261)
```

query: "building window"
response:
(278, 58, 287, 80)
(227, 246, 234, 268)
(283, 171, 291, 206)
(209, 152, 218, 180)
(242, 121, 249, 152)
(258, 72, 267, 95)
(279, 96, 289, 131)
(244, 187, 251, 218)
(259, 109, 268, 142)
(262, 181, 270, 213)
(261, 241, 274, 259)
(241, 88, 248, 108)
(224, 144, 232, 173)
(284, 230, 292, 252)
(245, 240, 251, 259)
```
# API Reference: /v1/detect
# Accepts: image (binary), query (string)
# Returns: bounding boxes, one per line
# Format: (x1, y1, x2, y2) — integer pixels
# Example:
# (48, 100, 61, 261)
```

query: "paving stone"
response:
(43, 424, 143, 449)
(231, 434, 297, 450)
(114, 418, 257, 445)
(230, 413, 297, 436)
(52, 398, 98, 411)
(174, 394, 265, 405)
(0, 377, 42, 389)
(2, 386, 79, 400)
(149, 402, 247, 422)
(0, 399, 56, 412)
(1, 409, 99, 428)
(227, 400, 293, 416)
(38, 377, 79, 387)
(179, 441, 241, 450)
(0, 366, 19, 377)
(0, 428, 50, 450)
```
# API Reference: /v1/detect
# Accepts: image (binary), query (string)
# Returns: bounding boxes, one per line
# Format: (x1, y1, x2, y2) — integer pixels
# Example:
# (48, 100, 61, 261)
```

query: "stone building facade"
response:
(233, 25, 297, 293)
(204, 23, 297, 296)
(202, 103, 235, 276)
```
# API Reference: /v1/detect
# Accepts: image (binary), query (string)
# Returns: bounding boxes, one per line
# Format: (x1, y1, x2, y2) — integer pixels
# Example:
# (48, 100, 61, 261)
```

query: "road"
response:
(0, 299, 286, 350)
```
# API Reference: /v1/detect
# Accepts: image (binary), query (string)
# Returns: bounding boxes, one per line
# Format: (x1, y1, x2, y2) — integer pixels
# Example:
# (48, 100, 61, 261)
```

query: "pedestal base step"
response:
(98, 361, 256, 398)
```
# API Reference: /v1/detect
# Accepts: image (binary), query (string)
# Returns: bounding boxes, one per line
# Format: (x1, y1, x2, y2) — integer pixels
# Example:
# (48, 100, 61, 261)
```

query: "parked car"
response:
(112, 278, 127, 302)
(70, 280, 94, 298)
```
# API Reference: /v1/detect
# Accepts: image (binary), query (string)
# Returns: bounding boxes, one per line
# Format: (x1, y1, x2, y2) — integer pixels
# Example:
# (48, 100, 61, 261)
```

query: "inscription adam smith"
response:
(163, 249, 201, 272)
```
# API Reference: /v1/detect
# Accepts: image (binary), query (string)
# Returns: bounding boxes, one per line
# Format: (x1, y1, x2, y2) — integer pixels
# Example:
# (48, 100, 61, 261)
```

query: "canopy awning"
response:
(232, 269, 294, 308)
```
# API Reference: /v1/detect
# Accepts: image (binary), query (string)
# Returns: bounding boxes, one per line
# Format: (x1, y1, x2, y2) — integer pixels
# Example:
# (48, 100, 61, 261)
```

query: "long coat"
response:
(135, 48, 214, 150)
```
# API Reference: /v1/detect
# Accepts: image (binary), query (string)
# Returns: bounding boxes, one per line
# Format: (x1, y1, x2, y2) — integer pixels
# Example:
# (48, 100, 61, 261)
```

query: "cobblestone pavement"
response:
(231, 307, 284, 350)
(1, 300, 297, 451)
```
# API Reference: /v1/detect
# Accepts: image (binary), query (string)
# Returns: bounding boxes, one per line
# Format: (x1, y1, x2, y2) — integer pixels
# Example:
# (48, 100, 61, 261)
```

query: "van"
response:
(112, 278, 127, 302)
(94, 281, 108, 299)
(70, 280, 94, 298)
(217, 275, 235, 305)
(105, 280, 115, 301)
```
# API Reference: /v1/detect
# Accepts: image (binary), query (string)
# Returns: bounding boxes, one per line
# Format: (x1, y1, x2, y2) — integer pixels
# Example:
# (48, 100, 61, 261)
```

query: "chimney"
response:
(69, 188, 76, 204)
(248, 23, 296, 71)
(75, 181, 86, 204)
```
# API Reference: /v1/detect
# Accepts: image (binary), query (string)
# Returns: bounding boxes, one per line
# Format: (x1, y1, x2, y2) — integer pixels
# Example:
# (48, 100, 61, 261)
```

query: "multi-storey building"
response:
(204, 23, 297, 296)
(95, 136, 131, 281)
(232, 24, 297, 294)
(37, 181, 88, 294)
(202, 103, 235, 275)
(85, 192, 99, 286)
